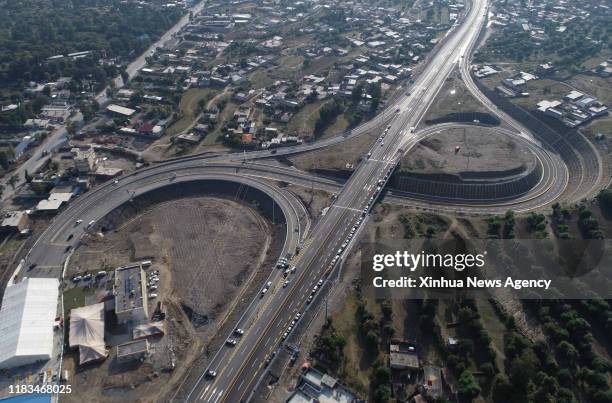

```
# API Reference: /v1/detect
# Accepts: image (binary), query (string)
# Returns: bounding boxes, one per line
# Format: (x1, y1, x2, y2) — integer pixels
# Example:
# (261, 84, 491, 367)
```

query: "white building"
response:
(0, 278, 59, 369)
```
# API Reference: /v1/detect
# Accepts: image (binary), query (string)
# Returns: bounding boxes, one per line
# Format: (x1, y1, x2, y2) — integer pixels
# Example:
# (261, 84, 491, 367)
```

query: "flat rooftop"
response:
(390, 341, 419, 369)
(117, 339, 148, 357)
(291, 368, 356, 403)
(114, 265, 144, 313)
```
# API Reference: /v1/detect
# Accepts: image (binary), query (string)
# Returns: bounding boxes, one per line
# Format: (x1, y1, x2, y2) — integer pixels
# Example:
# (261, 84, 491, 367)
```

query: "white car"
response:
(283, 280, 290, 288)
(318, 279, 323, 286)
(282, 332, 288, 340)
(149, 293, 157, 299)
(72, 276, 82, 282)
(149, 285, 158, 291)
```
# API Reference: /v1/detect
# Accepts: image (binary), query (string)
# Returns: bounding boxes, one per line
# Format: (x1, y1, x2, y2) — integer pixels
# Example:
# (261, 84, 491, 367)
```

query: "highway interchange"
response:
(14, 0, 607, 401)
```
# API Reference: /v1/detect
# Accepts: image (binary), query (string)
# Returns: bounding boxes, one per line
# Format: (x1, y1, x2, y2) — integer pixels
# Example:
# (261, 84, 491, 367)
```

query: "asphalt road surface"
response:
(186, 0, 503, 401)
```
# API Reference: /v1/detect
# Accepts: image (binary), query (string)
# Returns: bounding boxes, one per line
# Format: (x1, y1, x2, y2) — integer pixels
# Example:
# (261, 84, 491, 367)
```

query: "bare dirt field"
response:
(289, 129, 379, 173)
(71, 196, 271, 329)
(399, 126, 535, 175)
(423, 72, 489, 122)
(66, 196, 273, 402)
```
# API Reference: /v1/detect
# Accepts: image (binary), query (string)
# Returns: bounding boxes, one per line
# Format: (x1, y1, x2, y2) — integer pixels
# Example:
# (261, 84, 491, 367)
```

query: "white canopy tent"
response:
(69, 303, 107, 365)
(0, 278, 59, 369)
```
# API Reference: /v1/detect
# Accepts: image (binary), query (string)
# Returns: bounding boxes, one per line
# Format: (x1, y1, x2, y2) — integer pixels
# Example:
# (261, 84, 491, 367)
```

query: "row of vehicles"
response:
(71, 270, 106, 283)
(147, 269, 159, 299)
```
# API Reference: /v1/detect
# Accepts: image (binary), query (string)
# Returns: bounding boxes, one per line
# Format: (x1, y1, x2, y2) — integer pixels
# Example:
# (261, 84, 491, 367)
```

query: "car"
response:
(387, 125, 392, 129)
(66, 234, 73, 241)
(64, 245, 72, 253)
(366, 152, 372, 158)
(283, 280, 289, 288)
(378, 137, 382, 142)
(342, 242, 347, 248)
(149, 293, 157, 299)
(307, 295, 313, 303)
(234, 328, 244, 336)
(75, 219, 83, 225)
(312, 286, 318, 294)
(264, 351, 277, 366)
(287, 326, 293, 332)
(291, 320, 296, 326)
(318, 279, 323, 286)
(283, 269, 289, 277)
(266, 281, 272, 288)
(396, 108, 400, 112)
(226, 338, 237, 346)
(205, 369, 217, 378)
(380, 142, 384, 147)
(96, 271, 106, 277)
(291, 266, 296, 274)
(114, 180, 119, 184)
(149, 285, 158, 291)
(295, 312, 301, 320)
(282, 332, 288, 340)
(83, 273, 92, 280)
(261, 288, 268, 297)
(28, 263, 37, 270)
(72, 276, 82, 282)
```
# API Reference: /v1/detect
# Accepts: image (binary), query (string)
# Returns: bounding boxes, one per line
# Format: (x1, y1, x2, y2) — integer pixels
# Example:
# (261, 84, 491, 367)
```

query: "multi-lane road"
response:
(185, 0, 512, 401)
(12, 0, 606, 401)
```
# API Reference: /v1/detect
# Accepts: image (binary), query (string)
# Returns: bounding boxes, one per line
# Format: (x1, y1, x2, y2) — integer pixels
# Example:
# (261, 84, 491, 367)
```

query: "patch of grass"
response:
(248, 69, 275, 89)
(475, 299, 507, 374)
(63, 286, 96, 312)
(201, 100, 238, 146)
(332, 292, 370, 396)
(286, 100, 326, 134)
(166, 88, 217, 136)
(321, 113, 349, 138)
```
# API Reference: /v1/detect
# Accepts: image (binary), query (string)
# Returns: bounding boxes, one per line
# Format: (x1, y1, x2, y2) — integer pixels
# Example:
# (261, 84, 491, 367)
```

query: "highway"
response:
(186, 0, 501, 401)
(22, 160, 347, 277)
(13, 0, 603, 400)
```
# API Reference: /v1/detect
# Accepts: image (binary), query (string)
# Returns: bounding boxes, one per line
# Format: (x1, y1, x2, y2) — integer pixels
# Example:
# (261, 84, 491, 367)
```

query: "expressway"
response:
(22, 160, 349, 277)
(14, 0, 601, 400)
(185, 0, 508, 401)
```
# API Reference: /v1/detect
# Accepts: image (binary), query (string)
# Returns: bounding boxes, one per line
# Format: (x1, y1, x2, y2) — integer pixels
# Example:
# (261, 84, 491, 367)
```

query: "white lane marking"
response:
(333, 205, 362, 212)
(204, 387, 217, 401)
(200, 384, 211, 400)
(212, 389, 224, 403)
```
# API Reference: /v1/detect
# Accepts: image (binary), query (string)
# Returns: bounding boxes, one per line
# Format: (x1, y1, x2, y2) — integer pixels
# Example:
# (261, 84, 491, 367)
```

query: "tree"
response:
(597, 189, 612, 214)
(457, 370, 481, 400)
(7, 174, 18, 189)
